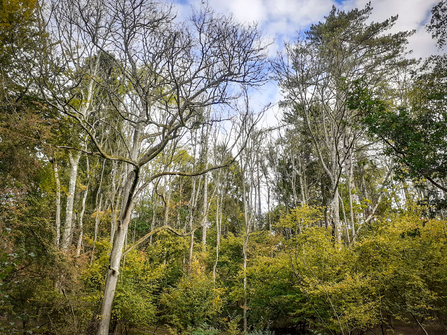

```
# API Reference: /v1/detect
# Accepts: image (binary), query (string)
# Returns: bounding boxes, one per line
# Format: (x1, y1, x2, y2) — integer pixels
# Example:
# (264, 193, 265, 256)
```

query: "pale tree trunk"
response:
(76, 184, 88, 256)
(91, 194, 103, 264)
(110, 181, 123, 244)
(188, 130, 200, 270)
(177, 181, 183, 228)
(163, 177, 171, 226)
(77, 156, 90, 255)
(97, 115, 143, 335)
(97, 167, 139, 335)
(202, 164, 209, 252)
(109, 161, 119, 244)
(267, 187, 271, 231)
(91, 160, 106, 262)
(339, 193, 350, 245)
(188, 176, 198, 271)
(331, 182, 341, 243)
(256, 152, 262, 218)
(150, 193, 157, 245)
(344, 129, 356, 242)
(61, 151, 81, 251)
(110, 191, 121, 244)
(212, 168, 223, 281)
(242, 195, 250, 334)
(348, 154, 356, 241)
(243, 230, 248, 334)
(297, 155, 307, 205)
(201, 123, 210, 251)
(213, 191, 222, 282)
(241, 153, 251, 334)
(291, 159, 298, 208)
(53, 159, 61, 248)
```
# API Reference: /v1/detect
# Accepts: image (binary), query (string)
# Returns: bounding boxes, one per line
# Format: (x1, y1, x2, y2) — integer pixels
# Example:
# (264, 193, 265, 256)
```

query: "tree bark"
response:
(202, 164, 209, 252)
(61, 151, 81, 251)
(76, 184, 88, 256)
(53, 159, 61, 248)
(97, 168, 139, 335)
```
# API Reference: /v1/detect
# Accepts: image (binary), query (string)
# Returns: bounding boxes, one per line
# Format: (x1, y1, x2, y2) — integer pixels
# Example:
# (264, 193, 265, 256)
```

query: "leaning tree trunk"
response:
(97, 167, 139, 335)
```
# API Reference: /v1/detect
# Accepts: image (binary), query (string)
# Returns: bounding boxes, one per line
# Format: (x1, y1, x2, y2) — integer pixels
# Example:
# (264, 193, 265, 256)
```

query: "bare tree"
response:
(39, 0, 268, 333)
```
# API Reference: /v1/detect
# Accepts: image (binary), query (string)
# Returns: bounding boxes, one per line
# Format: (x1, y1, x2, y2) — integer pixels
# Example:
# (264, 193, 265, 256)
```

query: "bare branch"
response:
(122, 225, 197, 257)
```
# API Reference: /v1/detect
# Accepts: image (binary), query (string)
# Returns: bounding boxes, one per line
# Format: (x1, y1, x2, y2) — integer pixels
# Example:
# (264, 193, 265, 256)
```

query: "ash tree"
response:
(37, 0, 268, 333)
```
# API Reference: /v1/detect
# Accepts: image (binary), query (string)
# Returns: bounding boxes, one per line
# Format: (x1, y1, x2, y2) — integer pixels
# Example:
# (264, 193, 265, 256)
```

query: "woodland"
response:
(1, 0, 447, 334)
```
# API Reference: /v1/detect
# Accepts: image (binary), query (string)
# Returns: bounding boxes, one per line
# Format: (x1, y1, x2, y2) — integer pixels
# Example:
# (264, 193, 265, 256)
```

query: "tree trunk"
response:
(53, 159, 61, 248)
(348, 156, 356, 241)
(188, 177, 197, 272)
(96, 168, 139, 335)
(163, 177, 171, 226)
(76, 184, 88, 256)
(332, 185, 341, 243)
(213, 173, 223, 282)
(202, 165, 208, 252)
(150, 193, 157, 245)
(91, 194, 103, 263)
(61, 151, 81, 251)
(241, 154, 250, 334)
(109, 161, 119, 244)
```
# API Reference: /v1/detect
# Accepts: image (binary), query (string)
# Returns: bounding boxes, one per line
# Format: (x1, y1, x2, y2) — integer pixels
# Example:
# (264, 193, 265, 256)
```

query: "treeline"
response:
(1, 0, 447, 334)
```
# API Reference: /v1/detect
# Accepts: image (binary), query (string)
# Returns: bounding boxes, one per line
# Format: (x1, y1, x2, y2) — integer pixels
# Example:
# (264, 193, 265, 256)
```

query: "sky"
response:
(173, 0, 441, 126)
